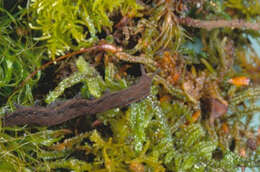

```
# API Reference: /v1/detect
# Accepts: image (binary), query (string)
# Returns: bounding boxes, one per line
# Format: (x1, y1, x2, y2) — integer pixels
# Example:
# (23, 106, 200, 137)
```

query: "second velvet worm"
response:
(2, 65, 155, 127)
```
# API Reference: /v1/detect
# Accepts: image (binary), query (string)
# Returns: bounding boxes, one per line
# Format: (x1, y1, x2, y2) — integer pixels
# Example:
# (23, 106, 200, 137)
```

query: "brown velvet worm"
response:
(2, 66, 156, 127)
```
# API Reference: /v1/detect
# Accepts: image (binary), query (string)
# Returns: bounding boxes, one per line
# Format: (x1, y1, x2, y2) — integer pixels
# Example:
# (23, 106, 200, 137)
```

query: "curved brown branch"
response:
(178, 17, 260, 31)
(19, 43, 123, 89)
(17, 42, 157, 92)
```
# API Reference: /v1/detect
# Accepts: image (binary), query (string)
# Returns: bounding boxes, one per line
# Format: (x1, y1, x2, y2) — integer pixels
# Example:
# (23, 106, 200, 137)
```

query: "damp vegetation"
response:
(0, 0, 260, 171)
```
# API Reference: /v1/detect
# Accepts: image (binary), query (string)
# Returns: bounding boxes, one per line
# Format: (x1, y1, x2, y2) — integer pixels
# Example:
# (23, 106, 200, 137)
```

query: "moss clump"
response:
(0, 0, 260, 171)
(29, 0, 142, 59)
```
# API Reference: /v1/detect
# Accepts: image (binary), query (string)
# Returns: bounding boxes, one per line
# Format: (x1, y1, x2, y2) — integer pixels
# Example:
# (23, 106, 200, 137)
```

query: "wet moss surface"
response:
(0, 0, 259, 171)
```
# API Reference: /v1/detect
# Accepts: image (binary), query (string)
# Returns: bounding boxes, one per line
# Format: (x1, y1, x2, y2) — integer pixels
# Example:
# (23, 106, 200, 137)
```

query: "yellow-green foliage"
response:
(0, 127, 69, 171)
(29, 0, 142, 59)
(0, 5, 44, 107)
(0, 0, 260, 171)
(225, 0, 260, 18)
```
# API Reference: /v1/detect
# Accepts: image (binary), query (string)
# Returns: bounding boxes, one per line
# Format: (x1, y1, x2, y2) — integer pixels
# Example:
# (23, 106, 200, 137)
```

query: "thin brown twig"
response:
(18, 44, 123, 89)
(178, 17, 260, 31)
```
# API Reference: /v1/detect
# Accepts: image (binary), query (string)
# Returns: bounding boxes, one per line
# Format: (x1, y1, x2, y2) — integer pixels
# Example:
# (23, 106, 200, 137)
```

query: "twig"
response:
(18, 43, 157, 90)
(18, 44, 123, 89)
(178, 17, 260, 31)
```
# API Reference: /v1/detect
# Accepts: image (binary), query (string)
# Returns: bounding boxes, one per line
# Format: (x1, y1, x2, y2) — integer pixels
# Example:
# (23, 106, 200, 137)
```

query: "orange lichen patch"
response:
(159, 95, 171, 103)
(171, 72, 180, 84)
(159, 51, 175, 69)
(239, 148, 246, 157)
(191, 110, 201, 123)
(42, 131, 73, 151)
(184, 110, 201, 126)
(157, 51, 182, 85)
(186, 110, 201, 125)
(50, 143, 66, 151)
(221, 122, 229, 134)
(228, 76, 250, 86)
(129, 162, 145, 172)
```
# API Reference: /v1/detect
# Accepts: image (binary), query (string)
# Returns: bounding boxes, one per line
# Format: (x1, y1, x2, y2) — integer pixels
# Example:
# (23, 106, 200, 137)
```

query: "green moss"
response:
(0, 4, 44, 107)
(0, 0, 260, 171)
(29, 0, 142, 59)
(225, 0, 260, 18)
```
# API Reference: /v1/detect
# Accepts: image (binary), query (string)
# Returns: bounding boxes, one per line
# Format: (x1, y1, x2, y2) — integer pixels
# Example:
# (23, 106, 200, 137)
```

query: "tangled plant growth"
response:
(0, 0, 260, 171)
(0, 3, 44, 108)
